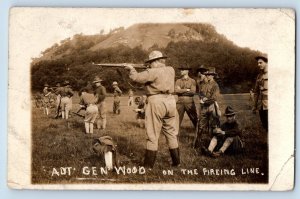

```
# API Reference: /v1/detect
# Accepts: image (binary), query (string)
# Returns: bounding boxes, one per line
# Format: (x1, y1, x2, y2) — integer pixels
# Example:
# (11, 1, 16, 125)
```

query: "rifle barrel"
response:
(92, 63, 147, 69)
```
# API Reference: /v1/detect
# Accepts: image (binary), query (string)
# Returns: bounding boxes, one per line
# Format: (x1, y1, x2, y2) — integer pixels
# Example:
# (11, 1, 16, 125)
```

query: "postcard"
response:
(8, 8, 295, 190)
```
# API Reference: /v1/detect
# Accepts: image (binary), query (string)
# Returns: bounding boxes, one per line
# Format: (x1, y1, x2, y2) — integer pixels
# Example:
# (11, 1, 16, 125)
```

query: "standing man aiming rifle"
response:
(125, 50, 180, 168)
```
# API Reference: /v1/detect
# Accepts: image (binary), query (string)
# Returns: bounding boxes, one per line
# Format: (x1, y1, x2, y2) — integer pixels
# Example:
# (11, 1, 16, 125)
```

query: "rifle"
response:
(71, 106, 86, 118)
(92, 62, 148, 69)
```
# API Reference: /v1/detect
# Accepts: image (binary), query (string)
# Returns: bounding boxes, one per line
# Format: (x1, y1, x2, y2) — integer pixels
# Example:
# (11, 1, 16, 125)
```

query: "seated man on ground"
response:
(202, 106, 244, 157)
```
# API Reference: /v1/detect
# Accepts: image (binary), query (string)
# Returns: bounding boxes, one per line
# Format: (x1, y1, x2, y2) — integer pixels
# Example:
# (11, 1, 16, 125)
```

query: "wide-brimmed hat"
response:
(145, 50, 167, 63)
(197, 65, 209, 73)
(112, 81, 118, 85)
(44, 83, 49, 87)
(63, 80, 70, 86)
(93, 76, 103, 84)
(204, 67, 218, 76)
(255, 53, 268, 63)
(177, 66, 192, 70)
(225, 106, 236, 116)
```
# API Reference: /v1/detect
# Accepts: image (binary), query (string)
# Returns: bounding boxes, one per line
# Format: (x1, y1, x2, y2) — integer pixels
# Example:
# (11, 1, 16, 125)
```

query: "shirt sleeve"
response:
(191, 79, 196, 93)
(116, 87, 122, 95)
(129, 68, 156, 84)
(208, 82, 220, 101)
(97, 87, 106, 103)
(175, 79, 187, 94)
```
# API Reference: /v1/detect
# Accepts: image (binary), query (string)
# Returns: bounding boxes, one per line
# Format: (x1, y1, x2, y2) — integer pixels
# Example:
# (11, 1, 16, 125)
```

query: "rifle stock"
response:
(92, 63, 148, 69)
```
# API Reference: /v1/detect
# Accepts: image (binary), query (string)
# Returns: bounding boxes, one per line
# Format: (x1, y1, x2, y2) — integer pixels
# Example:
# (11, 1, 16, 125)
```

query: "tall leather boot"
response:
(169, 148, 180, 167)
(143, 150, 157, 169)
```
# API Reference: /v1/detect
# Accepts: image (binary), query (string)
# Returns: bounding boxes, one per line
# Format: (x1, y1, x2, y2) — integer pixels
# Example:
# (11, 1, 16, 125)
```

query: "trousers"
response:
(145, 94, 179, 151)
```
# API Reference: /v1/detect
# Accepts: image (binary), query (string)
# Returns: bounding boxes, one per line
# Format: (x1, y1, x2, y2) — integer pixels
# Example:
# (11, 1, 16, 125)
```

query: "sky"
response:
(10, 8, 294, 61)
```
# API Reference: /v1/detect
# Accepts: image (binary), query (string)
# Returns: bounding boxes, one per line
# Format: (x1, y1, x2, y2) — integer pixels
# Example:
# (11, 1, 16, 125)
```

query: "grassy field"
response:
(32, 93, 268, 184)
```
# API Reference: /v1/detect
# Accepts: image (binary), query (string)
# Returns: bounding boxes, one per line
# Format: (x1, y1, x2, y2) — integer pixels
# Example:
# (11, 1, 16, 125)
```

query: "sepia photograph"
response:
(8, 8, 295, 190)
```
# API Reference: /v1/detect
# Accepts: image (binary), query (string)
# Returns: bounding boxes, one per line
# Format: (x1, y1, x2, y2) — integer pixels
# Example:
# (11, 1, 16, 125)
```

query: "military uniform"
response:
(54, 83, 62, 118)
(58, 81, 74, 119)
(205, 106, 244, 157)
(128, 89, 134, 106)
(175, 76, 197, 128)
(113, 87, 122, 114)
(128, 50, 180, 168)
(42, 84, 52, 115)
(253, 54, 268, 131)
(79, 89, 98, 134)
(94, 78, 107, 129)
(194, 68, 221, 149)
(253, 72, 268, 130)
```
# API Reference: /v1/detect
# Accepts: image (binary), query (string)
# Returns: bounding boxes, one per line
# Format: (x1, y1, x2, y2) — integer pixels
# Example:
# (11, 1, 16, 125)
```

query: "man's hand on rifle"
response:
(124, 64, 134, 70)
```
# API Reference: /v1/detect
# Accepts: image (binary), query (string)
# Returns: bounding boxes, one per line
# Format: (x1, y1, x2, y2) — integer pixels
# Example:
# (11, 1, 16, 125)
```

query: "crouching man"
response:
(202, 106, 244, 157)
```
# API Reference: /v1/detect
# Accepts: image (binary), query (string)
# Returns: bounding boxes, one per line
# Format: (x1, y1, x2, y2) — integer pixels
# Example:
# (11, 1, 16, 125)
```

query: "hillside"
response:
(90, 23, 206, 50)
(31, 23, 261, 93)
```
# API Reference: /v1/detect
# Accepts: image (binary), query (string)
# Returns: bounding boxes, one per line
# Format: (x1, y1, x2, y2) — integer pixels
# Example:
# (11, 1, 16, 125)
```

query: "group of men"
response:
(124, 50, 268, 168)
(42, 76, 126, 134)
(41, 50, 268, 169)
(42, 80, 74, 120)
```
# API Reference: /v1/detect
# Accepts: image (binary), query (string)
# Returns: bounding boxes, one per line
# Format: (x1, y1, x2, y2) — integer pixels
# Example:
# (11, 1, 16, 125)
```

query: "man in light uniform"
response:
(175, 66, 197, 129)
(93, 76, 107, 130)
(252, 54, 268, 131)
(128, 89, 134, 106)
(125, 50, 180, 168)
(58, 80, 74, 120)
(42, 83, 51, 116)
(79, 87, 98, 134)
(112, 81, 122, 114)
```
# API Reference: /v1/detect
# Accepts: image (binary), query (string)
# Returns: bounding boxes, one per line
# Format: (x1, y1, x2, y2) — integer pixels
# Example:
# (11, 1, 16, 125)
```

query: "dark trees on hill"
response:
(31, 24, 261, 93)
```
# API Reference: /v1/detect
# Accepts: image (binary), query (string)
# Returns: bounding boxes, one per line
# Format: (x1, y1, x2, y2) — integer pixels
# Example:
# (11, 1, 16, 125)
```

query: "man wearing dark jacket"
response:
(203, 106, 244, 157)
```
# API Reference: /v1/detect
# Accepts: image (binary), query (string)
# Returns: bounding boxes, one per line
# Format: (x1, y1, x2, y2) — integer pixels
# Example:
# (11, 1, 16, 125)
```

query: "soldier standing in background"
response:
(125, 50, 180, 168)
(54, 82, 62, 119)
(112, 81, 122, 114)
(133, 95, 147, 128)
(128, 89, 134, 106)
(42, 83, 51, 116)
(93, 76, 107, 130)
(79, 87, 98, 134)
(175, 66, 197, 129)
(194, 67, 221, 150)
(58, 80, 74, 120)
(195, 65, 209, 120)
(252, 54, 268, 131)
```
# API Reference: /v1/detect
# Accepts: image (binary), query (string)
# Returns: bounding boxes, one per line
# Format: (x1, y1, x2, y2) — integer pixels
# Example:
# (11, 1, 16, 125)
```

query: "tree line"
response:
(31, 25, 261, 93)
